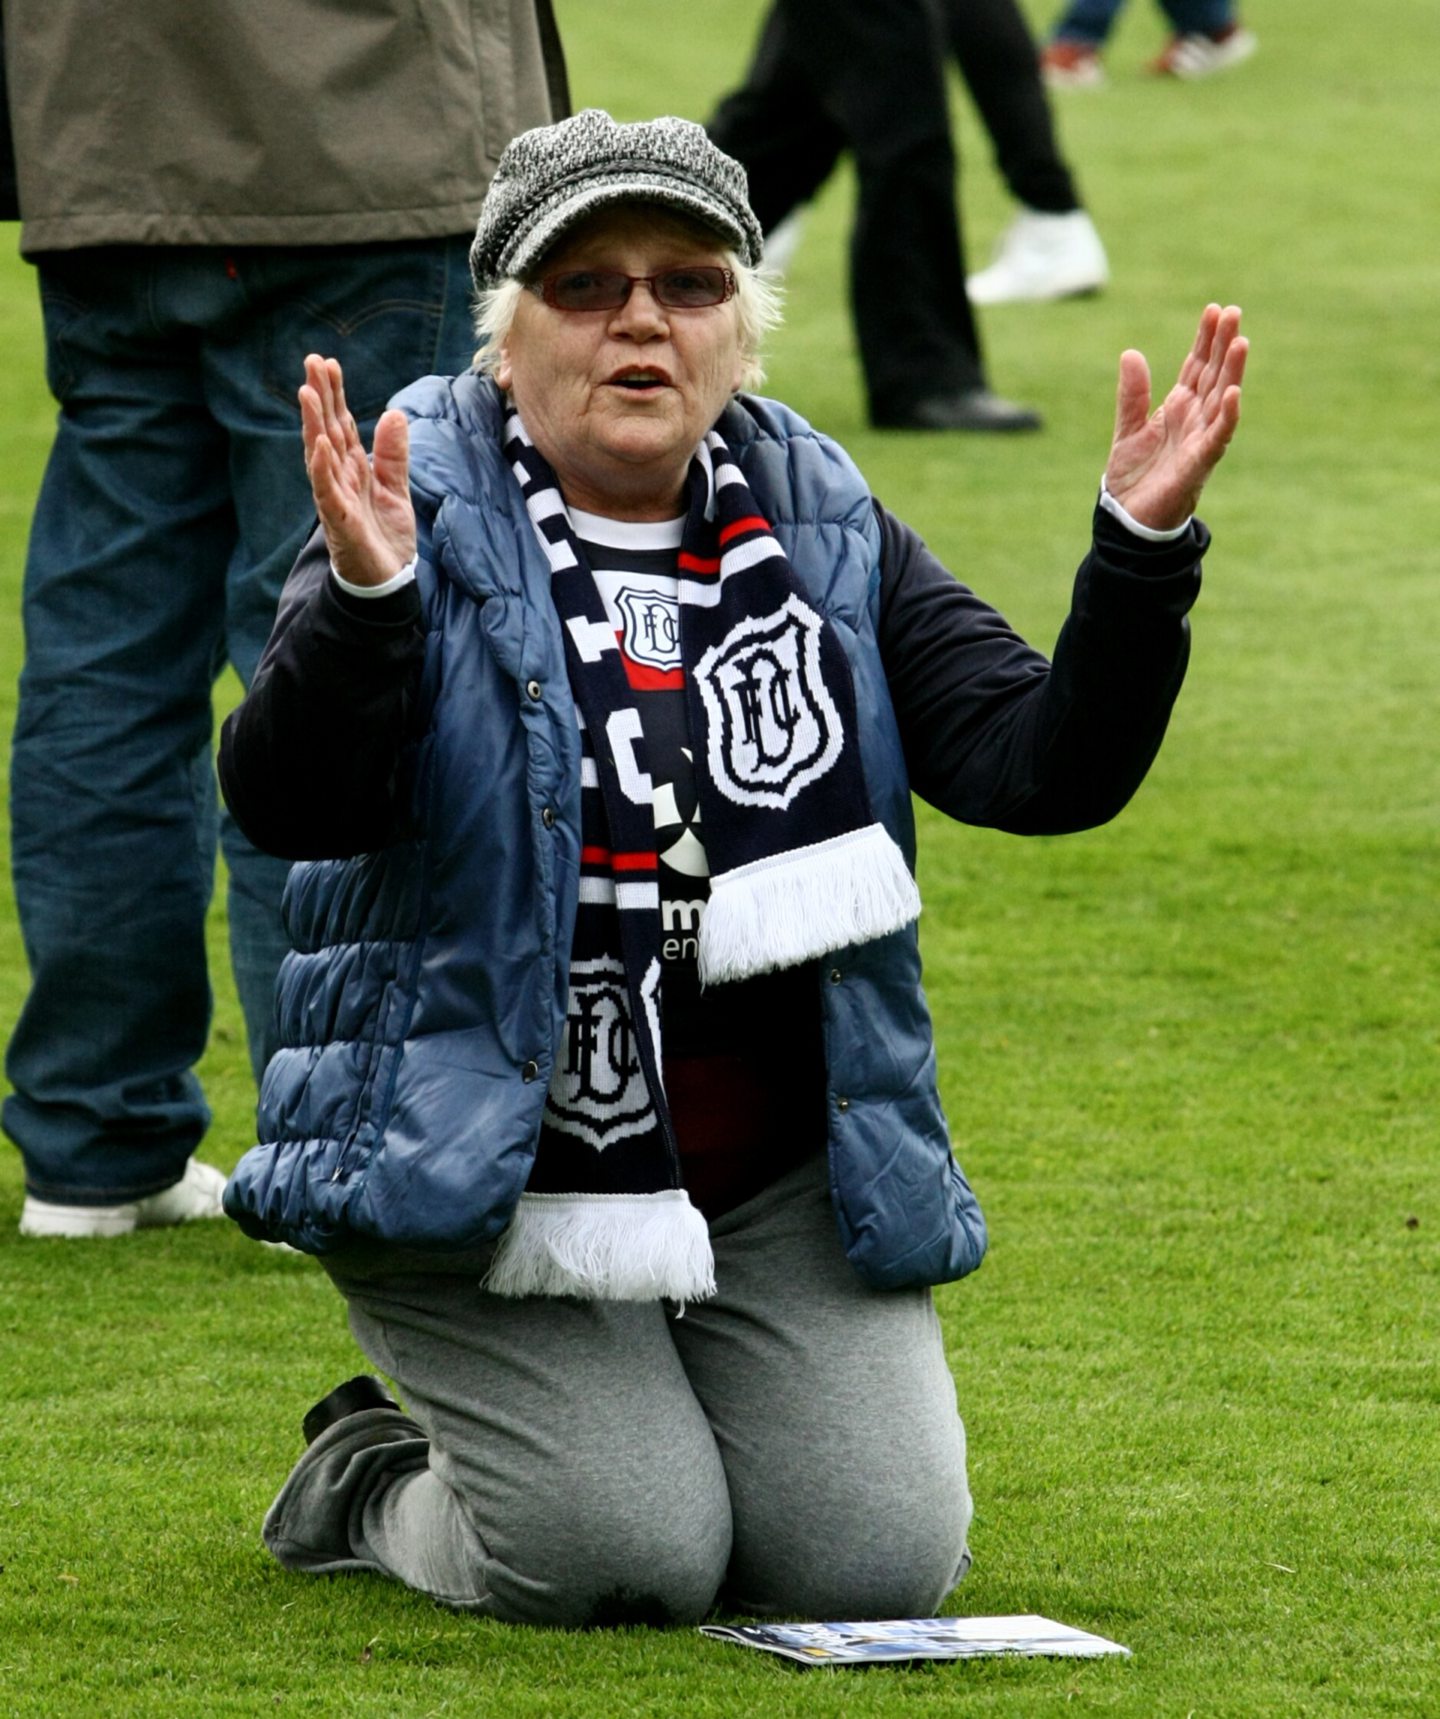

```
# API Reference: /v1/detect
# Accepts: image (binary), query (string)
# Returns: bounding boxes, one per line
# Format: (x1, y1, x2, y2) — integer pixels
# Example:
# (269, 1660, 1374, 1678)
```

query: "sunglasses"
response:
(534, 266, 737, 312)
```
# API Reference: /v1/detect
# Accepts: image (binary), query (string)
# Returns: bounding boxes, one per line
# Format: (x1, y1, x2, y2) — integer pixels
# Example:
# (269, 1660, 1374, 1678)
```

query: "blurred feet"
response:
(968, 208, 1109, 305)
(1040, 41, 1105, 88)
(1044, 26, 1256, 85)
(19, 1155, 228, 1237)
(874, 390, 1042, 433)
(1151, 24, 1257, 77)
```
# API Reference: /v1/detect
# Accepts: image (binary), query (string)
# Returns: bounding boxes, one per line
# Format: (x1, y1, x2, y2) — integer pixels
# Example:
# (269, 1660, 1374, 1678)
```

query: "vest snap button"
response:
(836, 1096, 851, 1113)
(828, 967, 843, 984)
(526, 679, 542, 701)
(521, 1059, 540, 1083)
(541, 805, 556, 829)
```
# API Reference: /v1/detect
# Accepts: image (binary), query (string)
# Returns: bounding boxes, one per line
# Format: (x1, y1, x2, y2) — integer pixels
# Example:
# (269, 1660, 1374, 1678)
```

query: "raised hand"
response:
(1104, 304, 1248, 532)
(299, 354, 417, 587)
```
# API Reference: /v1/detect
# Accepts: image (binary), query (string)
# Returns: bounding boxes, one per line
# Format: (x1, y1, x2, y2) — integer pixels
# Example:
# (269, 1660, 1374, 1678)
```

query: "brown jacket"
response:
(2, 0, 567, 250)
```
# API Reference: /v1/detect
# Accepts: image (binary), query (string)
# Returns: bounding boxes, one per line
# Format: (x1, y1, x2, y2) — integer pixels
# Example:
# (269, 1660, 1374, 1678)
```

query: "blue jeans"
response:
(6, 240, 476, 1204)
(1050, 0, 1234, 47)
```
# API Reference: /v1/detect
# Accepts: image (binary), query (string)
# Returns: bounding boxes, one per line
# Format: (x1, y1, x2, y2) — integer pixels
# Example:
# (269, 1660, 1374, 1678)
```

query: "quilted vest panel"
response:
(225, 377, 986, 1285)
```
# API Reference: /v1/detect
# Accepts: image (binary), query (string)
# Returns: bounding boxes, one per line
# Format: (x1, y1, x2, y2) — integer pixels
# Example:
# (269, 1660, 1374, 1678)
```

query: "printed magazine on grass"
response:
(700, 1615, 1131, 1667)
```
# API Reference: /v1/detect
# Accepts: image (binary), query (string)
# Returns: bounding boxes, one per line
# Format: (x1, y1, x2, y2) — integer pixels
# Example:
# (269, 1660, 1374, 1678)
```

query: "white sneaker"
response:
(760, 210, 806, 277)
(19, 1156, 228, 1237)
(967, 208, 1109, 305)
(1151, 25, 1257, 78)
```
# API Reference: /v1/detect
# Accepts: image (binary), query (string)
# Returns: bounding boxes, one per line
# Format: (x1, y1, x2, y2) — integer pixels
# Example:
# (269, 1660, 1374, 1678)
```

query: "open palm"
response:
(1104, 304, 1248, 532)
(299, 354, 417, 587)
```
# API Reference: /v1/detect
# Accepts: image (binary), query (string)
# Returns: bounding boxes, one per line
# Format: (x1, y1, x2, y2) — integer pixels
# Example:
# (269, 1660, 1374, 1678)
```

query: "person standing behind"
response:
(709, 0, 1042, 432)
(2, 0, 568, 1238)
(1041, 0, 1257, 87)
(940, 0, 1110, 305)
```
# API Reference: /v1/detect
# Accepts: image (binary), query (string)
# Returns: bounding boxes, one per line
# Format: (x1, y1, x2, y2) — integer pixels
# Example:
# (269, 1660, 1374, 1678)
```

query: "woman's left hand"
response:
(1103, 303, 1248, 532)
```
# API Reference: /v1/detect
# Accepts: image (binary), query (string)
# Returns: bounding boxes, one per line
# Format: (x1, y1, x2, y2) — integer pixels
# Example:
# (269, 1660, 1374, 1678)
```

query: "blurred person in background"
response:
(709, 0, 1043, 431)
(940, 0, 1110, 304)
(1, 0, 567, 1239)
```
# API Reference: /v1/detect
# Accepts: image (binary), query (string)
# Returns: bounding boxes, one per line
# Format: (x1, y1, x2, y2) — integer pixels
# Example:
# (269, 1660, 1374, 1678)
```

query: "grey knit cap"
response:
(469, 109, 764, 288)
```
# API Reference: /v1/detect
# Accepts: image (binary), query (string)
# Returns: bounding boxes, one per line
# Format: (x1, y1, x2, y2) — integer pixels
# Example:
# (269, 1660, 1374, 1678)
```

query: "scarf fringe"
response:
(699, 823, 921, 985)
(484, 1190, 717, 1302)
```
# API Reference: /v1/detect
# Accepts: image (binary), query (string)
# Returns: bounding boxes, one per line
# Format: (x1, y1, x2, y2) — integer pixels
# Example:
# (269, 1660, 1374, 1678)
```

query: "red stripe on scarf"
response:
(623, 657, 686, 692)
(719, 514, 770, 545)
(580, 846, 656, 874)
(611, 851, 658, 872)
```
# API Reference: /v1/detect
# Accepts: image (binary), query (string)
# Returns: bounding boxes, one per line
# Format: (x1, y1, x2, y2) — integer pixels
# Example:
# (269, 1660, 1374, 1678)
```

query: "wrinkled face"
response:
(495, 205, 745, 520)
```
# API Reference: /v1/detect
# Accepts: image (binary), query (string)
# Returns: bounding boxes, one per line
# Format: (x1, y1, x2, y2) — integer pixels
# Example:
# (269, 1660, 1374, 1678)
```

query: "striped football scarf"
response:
(484, 405, 919, 1302)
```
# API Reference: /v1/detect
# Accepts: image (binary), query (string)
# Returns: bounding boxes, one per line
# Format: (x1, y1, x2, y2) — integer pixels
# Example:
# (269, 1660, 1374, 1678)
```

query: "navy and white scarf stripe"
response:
(483, 406, 920, 1304)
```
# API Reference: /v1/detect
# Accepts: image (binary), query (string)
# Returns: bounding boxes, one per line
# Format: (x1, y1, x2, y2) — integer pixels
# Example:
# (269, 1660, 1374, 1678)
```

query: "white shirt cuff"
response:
(330, 557, 418, 599)
(1098, 476, 1192, 543)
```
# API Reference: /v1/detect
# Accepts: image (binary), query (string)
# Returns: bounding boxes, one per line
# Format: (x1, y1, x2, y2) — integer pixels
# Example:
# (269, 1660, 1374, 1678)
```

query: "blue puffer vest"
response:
(224, 375, 987, 1290)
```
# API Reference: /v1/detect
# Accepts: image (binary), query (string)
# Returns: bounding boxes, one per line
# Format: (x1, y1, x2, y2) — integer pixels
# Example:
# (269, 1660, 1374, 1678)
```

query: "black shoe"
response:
(874, 389, 1043, 432)
(302, 1374, 401, 1445)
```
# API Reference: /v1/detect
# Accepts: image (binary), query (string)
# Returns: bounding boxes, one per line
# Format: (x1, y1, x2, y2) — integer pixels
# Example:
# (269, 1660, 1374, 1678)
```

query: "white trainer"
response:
(19, 1156, 228, 1238)
(967, 208, 1109, 306)
(761, 209, 806, 277)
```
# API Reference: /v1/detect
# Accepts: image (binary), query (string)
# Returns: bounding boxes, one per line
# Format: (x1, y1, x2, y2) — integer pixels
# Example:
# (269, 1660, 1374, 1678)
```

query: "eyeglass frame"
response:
(530, 266, 738, 313)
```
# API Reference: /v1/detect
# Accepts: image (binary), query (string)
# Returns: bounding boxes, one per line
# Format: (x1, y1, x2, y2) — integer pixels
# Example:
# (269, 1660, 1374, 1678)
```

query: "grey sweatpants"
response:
(263, 1154, 972, 1626)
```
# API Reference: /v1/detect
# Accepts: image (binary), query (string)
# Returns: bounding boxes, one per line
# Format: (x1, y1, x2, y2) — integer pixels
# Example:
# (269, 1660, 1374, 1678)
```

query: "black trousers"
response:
(941, 0, 1081, 215)
(710, 0, 987, 416)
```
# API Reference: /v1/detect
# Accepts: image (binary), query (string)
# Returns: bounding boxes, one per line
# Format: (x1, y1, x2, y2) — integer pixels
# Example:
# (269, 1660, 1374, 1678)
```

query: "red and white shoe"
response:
(1151, 24, 1257, 78)
(1040, 41, 1106, 89)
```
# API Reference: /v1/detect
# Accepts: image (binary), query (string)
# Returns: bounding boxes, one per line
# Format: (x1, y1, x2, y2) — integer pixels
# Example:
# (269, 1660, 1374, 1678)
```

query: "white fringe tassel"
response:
(484, 1189, 717, 1302)
(698, 823, 921, 986)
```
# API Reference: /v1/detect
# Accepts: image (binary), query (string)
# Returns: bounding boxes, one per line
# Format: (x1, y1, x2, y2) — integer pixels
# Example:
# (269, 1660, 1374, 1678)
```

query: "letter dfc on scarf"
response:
(487, 409, 920, 1303)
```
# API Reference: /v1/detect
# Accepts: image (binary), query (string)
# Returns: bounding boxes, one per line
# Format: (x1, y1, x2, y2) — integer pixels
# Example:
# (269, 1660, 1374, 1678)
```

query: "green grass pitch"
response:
(0, 1, 1436, 1711)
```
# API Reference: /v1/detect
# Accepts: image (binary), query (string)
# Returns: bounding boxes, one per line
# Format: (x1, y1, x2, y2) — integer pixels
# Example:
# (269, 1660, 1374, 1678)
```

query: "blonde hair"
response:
(472, 250, 782, 394)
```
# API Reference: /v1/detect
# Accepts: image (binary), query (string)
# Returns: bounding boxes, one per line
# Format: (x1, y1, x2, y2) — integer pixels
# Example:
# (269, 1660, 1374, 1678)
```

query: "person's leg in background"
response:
(946, 0, 1110, 304)
(673, 1155, 973, 1618)
(783, 0, 985, 425)
(8, 238, 483, 1235)
(707, 3, 847, 246)
(7, 249, 234, 1229)
(205, 236, 480, 1084)
(1047, 0, 1128, 48)
(1041, 0, 1127, 85)
(713, 0, 1039, 432)
(1159, 0, 1240, 27)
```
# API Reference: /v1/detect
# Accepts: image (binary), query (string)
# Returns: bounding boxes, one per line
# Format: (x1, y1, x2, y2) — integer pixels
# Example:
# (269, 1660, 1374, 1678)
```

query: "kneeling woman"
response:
(221, 109, 1246, 1626)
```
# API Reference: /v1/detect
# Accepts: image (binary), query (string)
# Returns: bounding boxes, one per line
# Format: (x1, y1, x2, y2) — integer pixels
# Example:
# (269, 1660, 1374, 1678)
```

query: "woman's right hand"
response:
(299, 354, 417, 586)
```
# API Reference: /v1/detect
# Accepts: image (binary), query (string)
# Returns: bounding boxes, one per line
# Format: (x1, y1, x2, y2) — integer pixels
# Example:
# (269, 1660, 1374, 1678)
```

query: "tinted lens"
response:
(546, 270, 631, 310)
(653, 267, 732, 307)
(540, 267, 734, 311)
